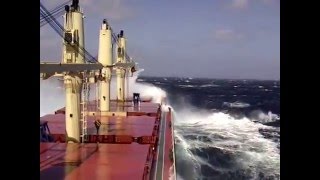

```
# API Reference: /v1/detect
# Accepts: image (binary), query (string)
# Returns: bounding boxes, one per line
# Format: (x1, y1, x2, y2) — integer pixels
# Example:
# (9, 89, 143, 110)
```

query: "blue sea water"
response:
(138, 76, 280, 180)
(40, 75, 280, 180)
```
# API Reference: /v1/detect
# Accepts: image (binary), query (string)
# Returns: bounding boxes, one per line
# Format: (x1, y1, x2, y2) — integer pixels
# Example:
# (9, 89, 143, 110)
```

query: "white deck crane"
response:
(40, 0, 137, 143)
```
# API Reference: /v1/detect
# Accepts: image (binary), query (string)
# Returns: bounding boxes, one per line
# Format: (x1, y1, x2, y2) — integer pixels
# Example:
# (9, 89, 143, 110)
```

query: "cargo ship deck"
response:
(40, 99, 175, 180)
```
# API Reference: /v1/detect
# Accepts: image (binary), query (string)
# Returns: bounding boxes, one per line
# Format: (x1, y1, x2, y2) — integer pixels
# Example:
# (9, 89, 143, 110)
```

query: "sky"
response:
(40, 0, 280, 80)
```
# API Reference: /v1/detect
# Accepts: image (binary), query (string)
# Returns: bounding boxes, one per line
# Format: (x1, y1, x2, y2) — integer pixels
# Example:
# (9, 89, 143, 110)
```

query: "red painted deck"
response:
(40, 143, 150, 180)
(40, 101, 175, 180)
(41, 114, 157, 136)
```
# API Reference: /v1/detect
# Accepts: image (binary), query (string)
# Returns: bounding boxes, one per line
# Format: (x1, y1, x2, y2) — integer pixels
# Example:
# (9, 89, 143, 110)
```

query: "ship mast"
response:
(98, 19, 113, 112)
(63, 0, 84, 143)
(40, 0, 138, 143)
(116, 31, 127, 101)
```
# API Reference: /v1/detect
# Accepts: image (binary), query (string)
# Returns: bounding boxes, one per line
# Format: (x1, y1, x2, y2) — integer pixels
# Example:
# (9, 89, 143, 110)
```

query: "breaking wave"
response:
(134, 77, 280, 180)
(173, 109, 280, 180)
(40, 74, 280, 179)
(40, 70, 166, 117)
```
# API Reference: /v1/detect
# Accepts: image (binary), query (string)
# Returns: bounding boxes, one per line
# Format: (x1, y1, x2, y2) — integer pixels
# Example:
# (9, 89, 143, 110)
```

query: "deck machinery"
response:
(40, 0, 176, 179)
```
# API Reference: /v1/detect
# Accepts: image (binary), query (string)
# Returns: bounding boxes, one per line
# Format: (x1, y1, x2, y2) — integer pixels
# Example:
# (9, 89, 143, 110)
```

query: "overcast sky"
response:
(40, 0, 280, 80)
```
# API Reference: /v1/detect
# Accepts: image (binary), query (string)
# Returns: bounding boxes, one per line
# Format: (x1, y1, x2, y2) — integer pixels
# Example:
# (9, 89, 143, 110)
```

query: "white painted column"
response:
(98, 20, 112, 111)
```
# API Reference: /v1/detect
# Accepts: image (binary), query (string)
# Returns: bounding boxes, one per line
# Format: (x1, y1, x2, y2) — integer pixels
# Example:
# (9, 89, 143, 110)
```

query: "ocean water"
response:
(40, 74, 280, 180)
(137, 76, 280, 180)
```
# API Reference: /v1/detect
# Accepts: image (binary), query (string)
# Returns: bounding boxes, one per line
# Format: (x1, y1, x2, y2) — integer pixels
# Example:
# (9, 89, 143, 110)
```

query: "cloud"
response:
(40, 0, 136, 22)
(262, 0, 279, 3)
(213, 29, 244, 41)
(230, 0, 249, 9)
(81, 0, 136, 22)
(229, 0, 279, 9)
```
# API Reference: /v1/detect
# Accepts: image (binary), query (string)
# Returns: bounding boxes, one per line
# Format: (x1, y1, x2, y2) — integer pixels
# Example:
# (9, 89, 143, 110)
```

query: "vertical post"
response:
(62, 1, 84, 142)
(98, 19, 112, 112)
(116, 30, 126, 101)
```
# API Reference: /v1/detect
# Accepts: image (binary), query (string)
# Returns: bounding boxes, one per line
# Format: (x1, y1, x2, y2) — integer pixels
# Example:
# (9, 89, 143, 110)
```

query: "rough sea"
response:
(40, 73, 280, 180)
(137, 76, 280, 180)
